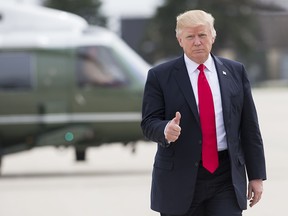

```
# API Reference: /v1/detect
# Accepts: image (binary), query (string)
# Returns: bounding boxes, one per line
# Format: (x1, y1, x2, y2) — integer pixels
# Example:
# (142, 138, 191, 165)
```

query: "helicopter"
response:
(0, 3, 150, 169)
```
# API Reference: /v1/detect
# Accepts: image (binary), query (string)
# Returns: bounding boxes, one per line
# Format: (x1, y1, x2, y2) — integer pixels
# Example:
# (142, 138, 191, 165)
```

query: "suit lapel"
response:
(212, 55, 232, 132)
(171, 55, 233, 130)
(172, 57, 200, 125)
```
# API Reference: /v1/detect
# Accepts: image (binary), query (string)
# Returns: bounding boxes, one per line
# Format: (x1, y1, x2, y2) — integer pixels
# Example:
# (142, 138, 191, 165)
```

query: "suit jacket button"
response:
(195, 162, 199, 167)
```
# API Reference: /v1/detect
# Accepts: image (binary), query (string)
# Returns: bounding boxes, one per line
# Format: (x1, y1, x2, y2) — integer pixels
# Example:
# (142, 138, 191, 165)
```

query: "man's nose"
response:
(194, 37, 201, 45)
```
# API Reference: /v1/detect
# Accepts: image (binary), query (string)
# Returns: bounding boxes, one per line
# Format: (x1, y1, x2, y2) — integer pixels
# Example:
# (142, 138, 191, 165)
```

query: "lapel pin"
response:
(222, 71, 227, 75)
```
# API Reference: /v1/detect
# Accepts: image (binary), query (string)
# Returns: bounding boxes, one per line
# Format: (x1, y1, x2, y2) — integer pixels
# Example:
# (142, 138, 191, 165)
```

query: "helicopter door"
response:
(36, 49, 71, 128)
(71, 45, 137, 143)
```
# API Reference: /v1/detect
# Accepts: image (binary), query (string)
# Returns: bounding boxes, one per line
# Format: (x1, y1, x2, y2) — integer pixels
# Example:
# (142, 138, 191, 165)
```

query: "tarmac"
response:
(0, 87, 287, 216)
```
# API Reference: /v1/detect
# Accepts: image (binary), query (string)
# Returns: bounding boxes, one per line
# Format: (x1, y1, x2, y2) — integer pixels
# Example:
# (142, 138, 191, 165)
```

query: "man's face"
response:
(177, 24, 215, 64)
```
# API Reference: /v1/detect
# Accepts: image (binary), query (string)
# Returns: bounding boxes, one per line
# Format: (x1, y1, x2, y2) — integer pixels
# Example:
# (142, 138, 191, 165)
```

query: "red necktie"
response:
(197, 64, 219, 173)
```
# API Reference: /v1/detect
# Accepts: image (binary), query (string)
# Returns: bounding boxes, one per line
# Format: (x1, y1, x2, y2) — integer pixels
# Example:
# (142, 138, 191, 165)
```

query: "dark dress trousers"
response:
(141, 54, 267, 215)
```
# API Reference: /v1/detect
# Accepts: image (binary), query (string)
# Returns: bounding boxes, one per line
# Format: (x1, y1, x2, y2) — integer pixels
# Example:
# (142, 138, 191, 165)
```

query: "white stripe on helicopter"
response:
(0, 112, 142, 125)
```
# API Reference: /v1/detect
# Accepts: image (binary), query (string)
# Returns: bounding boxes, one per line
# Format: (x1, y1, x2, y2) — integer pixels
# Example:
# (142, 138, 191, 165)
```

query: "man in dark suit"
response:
(141, 10, 266, 216)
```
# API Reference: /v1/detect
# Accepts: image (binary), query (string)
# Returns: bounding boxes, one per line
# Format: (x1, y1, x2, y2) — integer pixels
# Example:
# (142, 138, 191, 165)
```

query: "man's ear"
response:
(177, 37, 183, 47)
(212, 36, 216, 44)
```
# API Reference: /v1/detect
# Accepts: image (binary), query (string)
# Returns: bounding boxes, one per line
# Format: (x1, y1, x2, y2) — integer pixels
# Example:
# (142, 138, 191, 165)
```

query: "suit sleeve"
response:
(141, 69, 170, 147)
(240, 65, 267, 181)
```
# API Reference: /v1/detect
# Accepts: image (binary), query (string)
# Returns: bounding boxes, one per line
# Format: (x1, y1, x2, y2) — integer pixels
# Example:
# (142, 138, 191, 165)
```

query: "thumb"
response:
(172, 111, 181, 125)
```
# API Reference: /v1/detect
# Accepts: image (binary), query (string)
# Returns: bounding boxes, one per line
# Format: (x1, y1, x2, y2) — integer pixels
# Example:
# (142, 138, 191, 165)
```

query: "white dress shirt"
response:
(184, 54, 227, 151)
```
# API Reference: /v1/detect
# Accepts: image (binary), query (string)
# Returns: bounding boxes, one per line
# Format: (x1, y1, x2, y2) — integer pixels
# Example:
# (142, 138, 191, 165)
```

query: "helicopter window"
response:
(76, 46, 129, 87)
(0, 52, 34, 90)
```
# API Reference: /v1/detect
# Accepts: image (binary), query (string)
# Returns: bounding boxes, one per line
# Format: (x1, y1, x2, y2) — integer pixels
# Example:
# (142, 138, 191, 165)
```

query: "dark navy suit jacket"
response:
(141, 54, 266, 215)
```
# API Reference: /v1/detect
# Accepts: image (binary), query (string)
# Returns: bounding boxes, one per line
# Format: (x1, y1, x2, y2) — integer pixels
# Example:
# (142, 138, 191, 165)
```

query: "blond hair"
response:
(175, 10, 216, 38)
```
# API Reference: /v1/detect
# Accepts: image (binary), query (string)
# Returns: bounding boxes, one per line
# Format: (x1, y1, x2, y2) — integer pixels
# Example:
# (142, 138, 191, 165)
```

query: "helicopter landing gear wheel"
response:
(75, 148, 86, 161)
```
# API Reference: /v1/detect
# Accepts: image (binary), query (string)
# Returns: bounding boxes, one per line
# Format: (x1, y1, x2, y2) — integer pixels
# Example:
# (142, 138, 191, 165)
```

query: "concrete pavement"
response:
(0, 87, 287, 216)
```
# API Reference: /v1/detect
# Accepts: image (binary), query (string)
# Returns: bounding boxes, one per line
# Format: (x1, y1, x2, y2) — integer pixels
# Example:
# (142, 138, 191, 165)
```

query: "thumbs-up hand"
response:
(165, 112, 181, 143)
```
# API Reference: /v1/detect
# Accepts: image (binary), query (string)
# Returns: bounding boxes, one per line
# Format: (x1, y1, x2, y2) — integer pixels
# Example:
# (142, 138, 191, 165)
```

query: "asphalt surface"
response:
(0, 87, 287, 216)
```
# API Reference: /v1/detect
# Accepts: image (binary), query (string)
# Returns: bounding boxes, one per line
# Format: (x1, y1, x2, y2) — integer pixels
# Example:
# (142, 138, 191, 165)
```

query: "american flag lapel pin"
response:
(222, 71, 227, 75)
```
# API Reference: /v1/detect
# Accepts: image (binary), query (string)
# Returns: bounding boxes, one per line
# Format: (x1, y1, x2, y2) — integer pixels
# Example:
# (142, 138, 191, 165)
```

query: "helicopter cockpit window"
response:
(76, 46, 129, 87)
(0, 52, 34, 90)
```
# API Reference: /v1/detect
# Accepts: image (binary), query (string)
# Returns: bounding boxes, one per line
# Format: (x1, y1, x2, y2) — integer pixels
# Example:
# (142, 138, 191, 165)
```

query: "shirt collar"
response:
(184, 53, 214, 73)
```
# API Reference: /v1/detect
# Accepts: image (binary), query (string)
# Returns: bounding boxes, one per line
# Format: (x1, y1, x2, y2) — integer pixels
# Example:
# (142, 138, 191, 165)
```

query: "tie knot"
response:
(197, 64, 205, 72)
